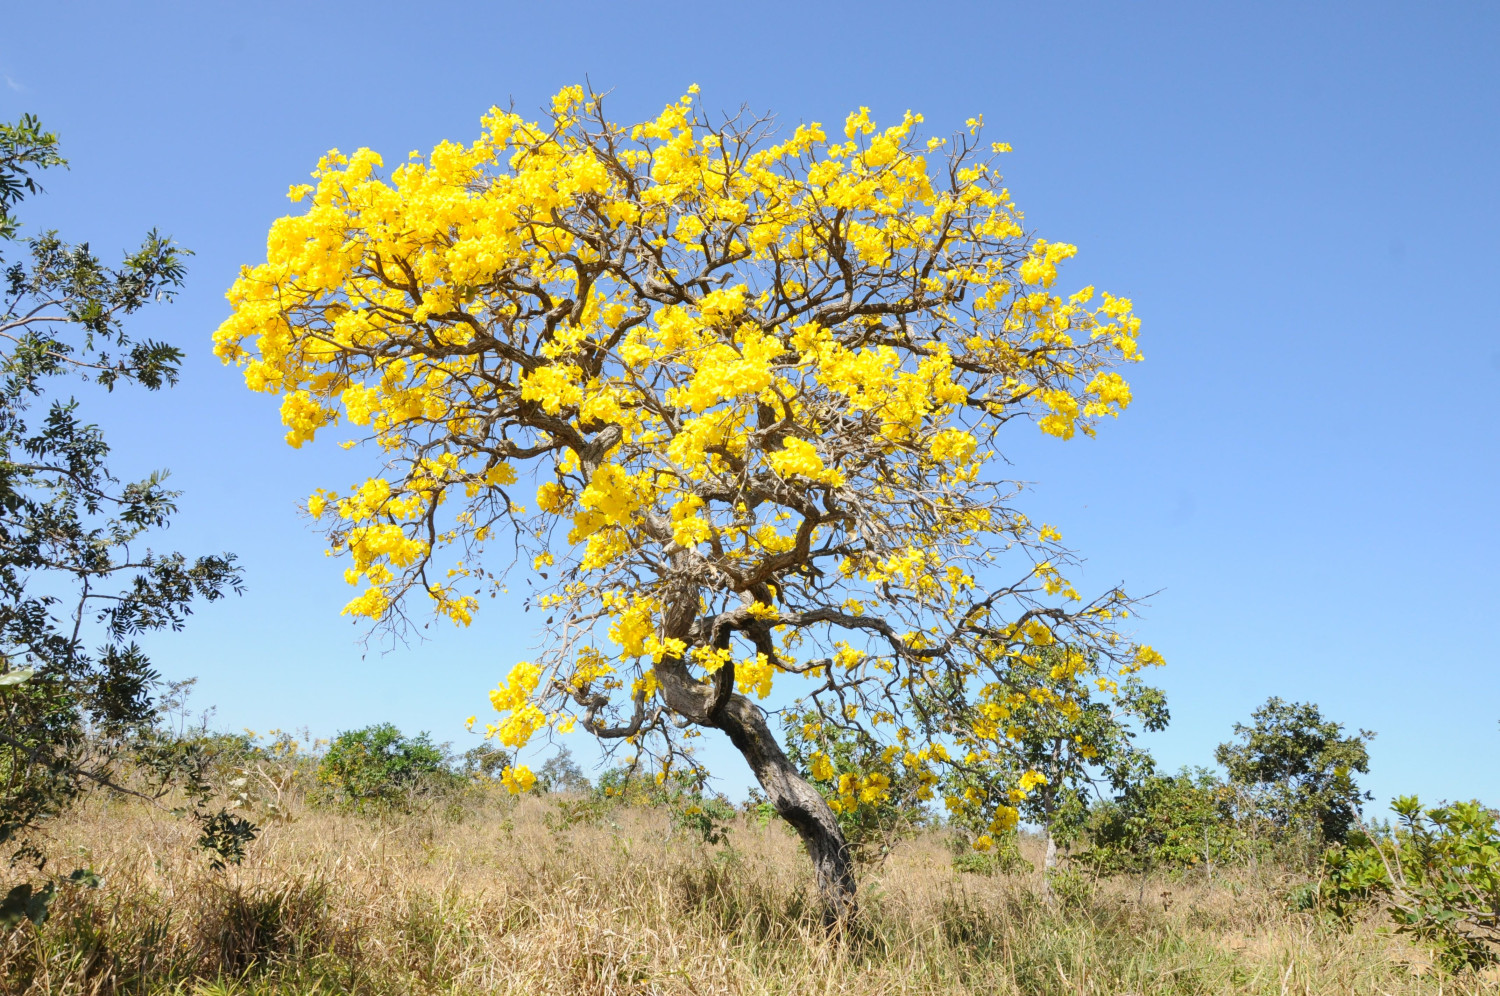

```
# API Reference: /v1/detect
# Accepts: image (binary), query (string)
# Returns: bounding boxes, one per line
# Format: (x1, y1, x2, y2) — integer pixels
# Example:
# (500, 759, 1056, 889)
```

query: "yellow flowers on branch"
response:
(216, 84, 1155, 923)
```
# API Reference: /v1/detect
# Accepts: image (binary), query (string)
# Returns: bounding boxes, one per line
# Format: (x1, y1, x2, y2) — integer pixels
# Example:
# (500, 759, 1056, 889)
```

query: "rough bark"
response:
(715, 692, 858, 928)
(652, 654, 857, 928)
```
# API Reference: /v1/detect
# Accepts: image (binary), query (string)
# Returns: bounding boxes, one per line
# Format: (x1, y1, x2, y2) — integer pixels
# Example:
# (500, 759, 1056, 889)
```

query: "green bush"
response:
(1322, 796, 1500, 969)
(316, 724, 456, 812)
(950, 832, 1030, 876)
(1082, 768, 1240, 875)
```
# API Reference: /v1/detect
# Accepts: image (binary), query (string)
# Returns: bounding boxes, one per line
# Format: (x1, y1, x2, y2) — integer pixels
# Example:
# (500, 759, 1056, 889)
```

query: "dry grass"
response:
(2, 790, 1494, 995)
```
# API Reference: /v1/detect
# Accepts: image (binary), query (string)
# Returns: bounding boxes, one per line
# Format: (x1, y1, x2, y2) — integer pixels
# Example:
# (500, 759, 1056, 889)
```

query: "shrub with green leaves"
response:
(1083, 768, 1240, 875)
(1322, 796, 1500, 969)
(316, 724, 455, 811)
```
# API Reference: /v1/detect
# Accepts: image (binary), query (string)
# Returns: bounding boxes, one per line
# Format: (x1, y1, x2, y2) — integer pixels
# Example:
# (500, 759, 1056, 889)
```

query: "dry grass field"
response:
(2, 790, 1494, 996)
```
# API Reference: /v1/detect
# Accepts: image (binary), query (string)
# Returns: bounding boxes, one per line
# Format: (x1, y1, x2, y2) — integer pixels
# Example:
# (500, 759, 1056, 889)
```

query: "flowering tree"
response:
(215, 85, 1159, 922)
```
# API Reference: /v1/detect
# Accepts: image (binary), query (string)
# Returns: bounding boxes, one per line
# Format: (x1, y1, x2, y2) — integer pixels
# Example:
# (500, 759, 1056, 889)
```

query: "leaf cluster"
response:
(1323, 797, 1500, 970)
(0, 116, 245, 866)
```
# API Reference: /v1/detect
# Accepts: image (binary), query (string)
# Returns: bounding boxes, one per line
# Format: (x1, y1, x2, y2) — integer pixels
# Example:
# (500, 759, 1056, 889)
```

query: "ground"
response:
(2, 790, 1491, 995)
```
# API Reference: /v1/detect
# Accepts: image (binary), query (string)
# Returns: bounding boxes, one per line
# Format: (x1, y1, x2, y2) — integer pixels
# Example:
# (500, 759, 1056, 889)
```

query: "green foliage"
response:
(0, 116, 64, 241)
(0, 115, 247, 866)
(946, 646, 1167, 847)
(782, 710, 934, 865)
(1084, 768, 1238, 875)
(594, 762, 668, 805)
(544, 761, 734, 850)
(672, 797, 737, 847)
(950, 831, 1031, 876)
(0, 880, 54, 928)
(316, 724, 456, 812)
(0, 868, 98, 931)
(1216, 697, 1373, 845)
(536, 746, 591, 794)
(198, 810, 260, 871)
(1322, 796, 1500, 969)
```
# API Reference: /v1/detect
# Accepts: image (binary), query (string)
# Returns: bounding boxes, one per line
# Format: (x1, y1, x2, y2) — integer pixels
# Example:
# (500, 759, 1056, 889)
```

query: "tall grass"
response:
(2, 789, 1493, 995)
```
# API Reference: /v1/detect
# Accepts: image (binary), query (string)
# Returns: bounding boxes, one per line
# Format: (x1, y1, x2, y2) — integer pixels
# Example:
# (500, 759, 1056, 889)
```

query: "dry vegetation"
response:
(2, 790, 1494, 996)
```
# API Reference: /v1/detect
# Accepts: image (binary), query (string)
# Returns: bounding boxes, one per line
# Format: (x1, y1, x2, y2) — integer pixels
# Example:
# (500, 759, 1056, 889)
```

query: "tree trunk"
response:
(1042, 830, 1059, 905)
(647, 603, 857, 929)
(714, 692, 858, 928)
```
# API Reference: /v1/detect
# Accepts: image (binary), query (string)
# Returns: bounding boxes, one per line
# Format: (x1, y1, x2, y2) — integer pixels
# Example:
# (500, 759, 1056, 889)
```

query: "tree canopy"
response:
(1216, 697, 1373, 844)
(215, 85, 1160, 918)
(0, 115, 244, 865)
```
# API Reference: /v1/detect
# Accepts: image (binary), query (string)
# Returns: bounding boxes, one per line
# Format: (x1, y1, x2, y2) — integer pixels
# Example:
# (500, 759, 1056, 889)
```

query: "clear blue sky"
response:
(3, 1, 1495, 810)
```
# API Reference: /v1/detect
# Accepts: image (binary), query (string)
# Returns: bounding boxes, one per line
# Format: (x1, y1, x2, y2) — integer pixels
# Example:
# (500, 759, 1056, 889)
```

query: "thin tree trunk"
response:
(1043, 830, 1058, 905)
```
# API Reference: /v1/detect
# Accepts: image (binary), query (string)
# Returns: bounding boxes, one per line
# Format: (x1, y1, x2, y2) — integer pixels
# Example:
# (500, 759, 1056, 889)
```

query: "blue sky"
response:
(2, 1, 1495, 809)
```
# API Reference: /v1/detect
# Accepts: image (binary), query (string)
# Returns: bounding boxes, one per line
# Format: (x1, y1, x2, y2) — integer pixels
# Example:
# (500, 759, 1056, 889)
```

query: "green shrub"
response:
(1082, 768, 1240, 875)
(1322, 796, 1500, 969)
(950, 832, 1030, 876)
(316, 724, 456, 811)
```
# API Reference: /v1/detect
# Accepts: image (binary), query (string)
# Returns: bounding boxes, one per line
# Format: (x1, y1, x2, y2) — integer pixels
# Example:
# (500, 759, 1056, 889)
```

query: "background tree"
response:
(942, 643, 1167, 873)
(317, 723, 455, 811)
(1215, 697, 1373, 846)
(0, 116, 245, 867)
(215, 85, 1157, 922)
(536, 745, 591, 793)
(459, 741, 510, 780)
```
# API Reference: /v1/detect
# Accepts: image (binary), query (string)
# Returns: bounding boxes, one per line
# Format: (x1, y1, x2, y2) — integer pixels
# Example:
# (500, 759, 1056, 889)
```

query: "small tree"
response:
(216, 85, 1158, 923)
(940, 643, 1166, 871)
(317, 724, 454, 811)
(536, 746, 591, 793)
(0, 116, 246, 867)
(1215, 697, 1373, 846)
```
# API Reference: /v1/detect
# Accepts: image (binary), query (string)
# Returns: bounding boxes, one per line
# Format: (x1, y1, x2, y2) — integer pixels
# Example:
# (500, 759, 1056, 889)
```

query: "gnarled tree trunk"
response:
(651, 646, 857, 928)
(714, 692, 857, 927)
